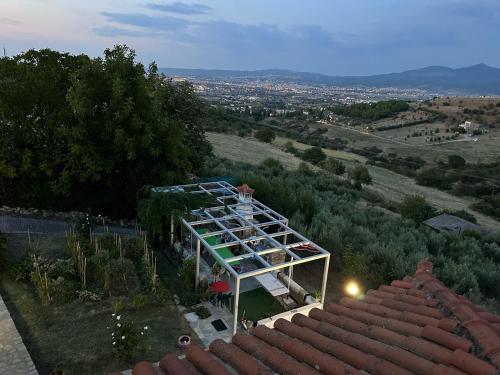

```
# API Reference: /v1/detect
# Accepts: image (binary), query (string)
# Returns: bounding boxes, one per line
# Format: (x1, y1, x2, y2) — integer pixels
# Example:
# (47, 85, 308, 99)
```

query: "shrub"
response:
(351, 165, 372, 186)
(132, 293, 148, 310)
(311, 290, 322, 300)
(318, 157, 345, 175)
(284, 141, 298, 155)
(193, 306, 211, 319)
(297, 162, 314, 175)
(261, 158, 284, 171)
(154, 284, 172, 305)
(302, 146, 326, 165)
(400, 195, 436, 223)
(254, 128, 276, 143)
(448, 155, 466, 168)
(105, 258, 138, 295)
(75, 212, 95, 235)
(112, 298, 125, 314)
(110, 314, 148, 360)
(10, 253, 33, 281)
(179, 257, 196, 292)
(77, 290, 102, 302)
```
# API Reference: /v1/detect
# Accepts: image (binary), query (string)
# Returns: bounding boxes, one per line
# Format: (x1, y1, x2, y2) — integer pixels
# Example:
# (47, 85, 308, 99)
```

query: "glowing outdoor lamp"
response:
(345, 280, 361, 297)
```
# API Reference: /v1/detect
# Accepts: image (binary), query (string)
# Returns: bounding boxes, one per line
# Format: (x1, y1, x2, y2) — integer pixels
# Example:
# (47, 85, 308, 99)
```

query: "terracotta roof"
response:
(121, 261, 500, 375)
(237, 184, 255, 194)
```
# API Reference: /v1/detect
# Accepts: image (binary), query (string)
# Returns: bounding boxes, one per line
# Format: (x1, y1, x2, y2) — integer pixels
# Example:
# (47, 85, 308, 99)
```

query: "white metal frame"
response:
(152, 181, 331, 334)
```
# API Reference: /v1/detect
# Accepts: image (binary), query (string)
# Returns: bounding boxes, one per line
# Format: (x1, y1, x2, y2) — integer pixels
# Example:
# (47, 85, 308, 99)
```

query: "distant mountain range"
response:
(160, 64, 500, 95)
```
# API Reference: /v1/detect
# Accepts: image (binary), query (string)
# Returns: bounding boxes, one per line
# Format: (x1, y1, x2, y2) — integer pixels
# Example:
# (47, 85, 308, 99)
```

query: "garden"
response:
(0, 227, 198, 375)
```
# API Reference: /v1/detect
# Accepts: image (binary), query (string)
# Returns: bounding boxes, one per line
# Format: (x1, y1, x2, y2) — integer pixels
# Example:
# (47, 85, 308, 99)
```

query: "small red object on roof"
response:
(210, 281, 230, 293)
(237, 184, 255, 194)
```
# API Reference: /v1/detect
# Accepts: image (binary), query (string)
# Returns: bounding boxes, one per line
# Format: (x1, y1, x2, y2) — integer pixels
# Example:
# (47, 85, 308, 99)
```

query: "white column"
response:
(195, 239, 200, 292)
(320, 255, 330, 306)
(233, 277, 240, 335)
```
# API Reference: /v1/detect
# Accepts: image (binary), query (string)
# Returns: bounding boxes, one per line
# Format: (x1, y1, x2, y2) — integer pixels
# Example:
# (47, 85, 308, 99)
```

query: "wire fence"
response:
(0, 215, 138, 236)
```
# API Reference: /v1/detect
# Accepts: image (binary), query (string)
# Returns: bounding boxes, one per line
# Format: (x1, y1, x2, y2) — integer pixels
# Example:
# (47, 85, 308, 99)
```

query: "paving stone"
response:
(0, 294, 38, 375)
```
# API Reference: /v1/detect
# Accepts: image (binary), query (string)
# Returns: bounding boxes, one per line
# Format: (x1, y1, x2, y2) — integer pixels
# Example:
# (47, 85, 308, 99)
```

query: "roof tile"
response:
(449, 349, 497, 375)
(253, 325, 357, 375)
(209, 339, 273, 375)
(233, 332, 318, 375)
(185, 345, 231, 375)
(132, 361, 156, 375)
(421, 325, 471, 352)
(159, 353, 196, 374)
(121, 260, 500, 375)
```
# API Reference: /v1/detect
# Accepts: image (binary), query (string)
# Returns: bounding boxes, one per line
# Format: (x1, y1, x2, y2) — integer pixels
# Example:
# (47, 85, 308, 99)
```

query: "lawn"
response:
(236, 287, 285, 321)
(0, 233, 199, 375)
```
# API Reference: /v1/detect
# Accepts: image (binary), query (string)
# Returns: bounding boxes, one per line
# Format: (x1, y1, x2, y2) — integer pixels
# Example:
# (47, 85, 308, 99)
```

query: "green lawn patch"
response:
(236, 287, 285, 321)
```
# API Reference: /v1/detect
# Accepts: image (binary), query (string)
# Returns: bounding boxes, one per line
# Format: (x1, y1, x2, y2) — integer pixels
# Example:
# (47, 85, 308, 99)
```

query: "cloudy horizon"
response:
(1, 0, 500, 75)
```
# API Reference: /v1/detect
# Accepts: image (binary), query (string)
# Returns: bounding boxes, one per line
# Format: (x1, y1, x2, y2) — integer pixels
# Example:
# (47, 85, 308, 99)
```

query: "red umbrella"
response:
(210, 281, 230, 293)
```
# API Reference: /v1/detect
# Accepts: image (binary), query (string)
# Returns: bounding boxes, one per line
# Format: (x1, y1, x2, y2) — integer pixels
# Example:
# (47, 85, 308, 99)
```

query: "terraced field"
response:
(207, 132, 500, 230)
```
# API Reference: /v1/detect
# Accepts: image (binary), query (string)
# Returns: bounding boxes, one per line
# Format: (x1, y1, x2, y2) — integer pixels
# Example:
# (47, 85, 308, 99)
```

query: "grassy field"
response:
(273, 136, 367, 163)
(207, 132, 304, 169)
(322, 98, 500, 164)
(0, 233, 198, 375)
(206, 131, 500, 229)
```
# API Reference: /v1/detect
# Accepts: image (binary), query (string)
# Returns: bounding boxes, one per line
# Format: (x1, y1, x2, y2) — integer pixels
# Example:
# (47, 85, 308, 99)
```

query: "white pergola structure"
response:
(152, 181, 331, 334)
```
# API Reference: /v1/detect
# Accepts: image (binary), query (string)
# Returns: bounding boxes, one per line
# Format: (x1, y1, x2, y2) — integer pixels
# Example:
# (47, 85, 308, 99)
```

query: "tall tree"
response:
(0, 46, 211, 217)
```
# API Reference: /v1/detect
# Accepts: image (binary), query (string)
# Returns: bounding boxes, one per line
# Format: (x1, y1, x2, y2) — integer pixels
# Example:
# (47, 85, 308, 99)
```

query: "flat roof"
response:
(152, 181, 330, 279)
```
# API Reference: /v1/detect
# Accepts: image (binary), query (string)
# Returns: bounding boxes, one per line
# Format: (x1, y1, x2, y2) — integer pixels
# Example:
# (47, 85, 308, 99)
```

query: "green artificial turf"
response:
(235, 287, 285, 321)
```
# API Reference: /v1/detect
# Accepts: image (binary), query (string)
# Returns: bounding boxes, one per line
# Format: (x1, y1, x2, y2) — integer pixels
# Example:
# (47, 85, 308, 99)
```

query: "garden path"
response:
(0, 293, 38, 375)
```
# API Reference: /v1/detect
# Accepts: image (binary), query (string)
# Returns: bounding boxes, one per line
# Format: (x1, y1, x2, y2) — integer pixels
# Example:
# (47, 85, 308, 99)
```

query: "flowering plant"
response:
(109, 314, 149, 360)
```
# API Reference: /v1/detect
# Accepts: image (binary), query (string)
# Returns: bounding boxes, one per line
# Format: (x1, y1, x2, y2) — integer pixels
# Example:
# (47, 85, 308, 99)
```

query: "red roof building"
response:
(237, 184, 255, 195)
(115, 260, 500, 375)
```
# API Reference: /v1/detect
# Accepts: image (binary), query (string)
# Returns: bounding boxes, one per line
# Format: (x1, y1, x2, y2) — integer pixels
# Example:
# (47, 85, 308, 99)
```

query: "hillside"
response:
(161, 64, 500, 95)
(206, 132, 500, 230)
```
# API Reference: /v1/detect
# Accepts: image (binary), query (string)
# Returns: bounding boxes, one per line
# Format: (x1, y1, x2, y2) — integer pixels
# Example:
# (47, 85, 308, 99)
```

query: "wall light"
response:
(345, 280, 361, 297)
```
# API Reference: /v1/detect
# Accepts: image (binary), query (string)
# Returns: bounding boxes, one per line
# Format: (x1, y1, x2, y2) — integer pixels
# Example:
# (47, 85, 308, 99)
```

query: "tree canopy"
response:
(332, 100, 410, 121)
(254, 128, 276, 143)
(302, 146, 327, 165)
(0, 46, 210, 217)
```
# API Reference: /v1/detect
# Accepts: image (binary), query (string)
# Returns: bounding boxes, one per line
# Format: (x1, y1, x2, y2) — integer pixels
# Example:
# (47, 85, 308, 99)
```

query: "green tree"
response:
(448, 154, 466, 168)
(284, 141, 298, 155)
(319, 157, 346, 175)
(0, 46, 210, 217)
(400, 195, 436, 223)
(254, 128, 276, 143)
(351, 165, 372, 186)
(302, 146, 326, 165)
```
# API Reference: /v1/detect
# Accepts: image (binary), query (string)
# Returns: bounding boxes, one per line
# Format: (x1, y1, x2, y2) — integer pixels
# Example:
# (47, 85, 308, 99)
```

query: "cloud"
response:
(100, 12, 189, 32)
(0, 17, 20, 25)
(94, 26, 158, 38)
(146, 2, 212, 15)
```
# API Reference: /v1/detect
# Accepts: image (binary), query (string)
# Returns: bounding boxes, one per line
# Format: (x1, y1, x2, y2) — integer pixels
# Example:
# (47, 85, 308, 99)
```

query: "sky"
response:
(1, 0, 500, 75)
